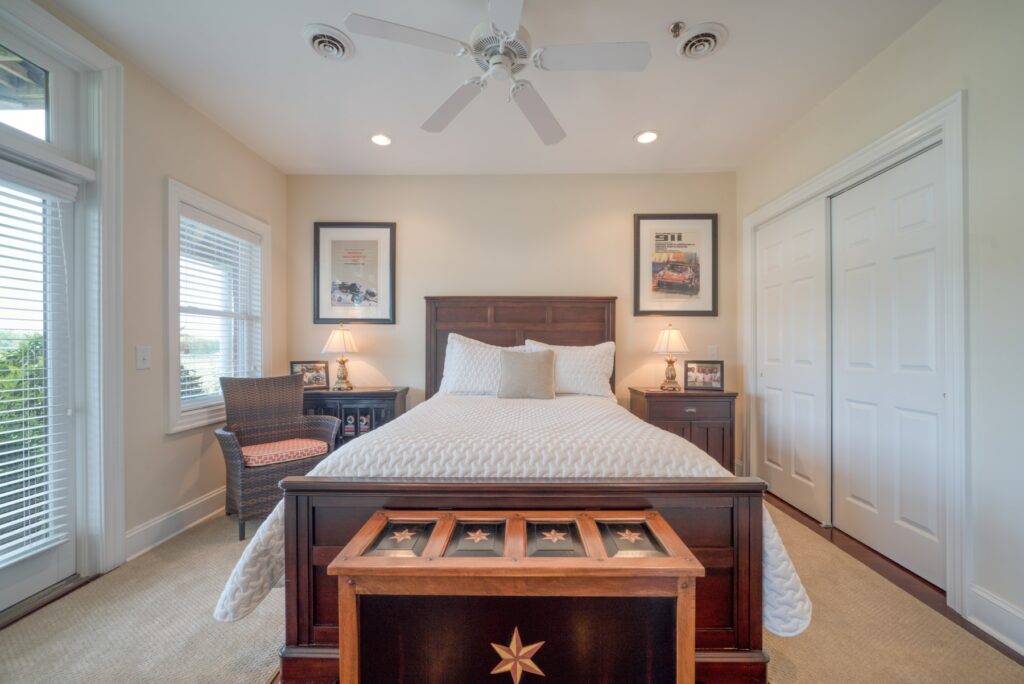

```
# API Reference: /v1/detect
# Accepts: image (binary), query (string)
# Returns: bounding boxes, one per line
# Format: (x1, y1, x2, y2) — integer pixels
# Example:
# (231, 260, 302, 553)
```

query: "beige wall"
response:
(38, 2, 290, 532)
(737, 0, 1024, 644)
(119, 63, 288, 532)
(287, 174, 737, 406)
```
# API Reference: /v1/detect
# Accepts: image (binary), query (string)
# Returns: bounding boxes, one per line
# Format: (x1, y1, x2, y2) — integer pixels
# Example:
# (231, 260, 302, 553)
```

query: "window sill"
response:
(166, 403, 225, 434)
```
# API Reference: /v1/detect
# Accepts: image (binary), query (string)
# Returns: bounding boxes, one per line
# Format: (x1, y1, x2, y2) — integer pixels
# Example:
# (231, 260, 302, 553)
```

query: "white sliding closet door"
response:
(754, 201, 831, 523)
(831, 144, 947, 588)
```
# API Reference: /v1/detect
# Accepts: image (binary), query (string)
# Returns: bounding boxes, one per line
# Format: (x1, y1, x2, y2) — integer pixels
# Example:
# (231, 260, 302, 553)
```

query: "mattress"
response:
(214, 393, 812, 636)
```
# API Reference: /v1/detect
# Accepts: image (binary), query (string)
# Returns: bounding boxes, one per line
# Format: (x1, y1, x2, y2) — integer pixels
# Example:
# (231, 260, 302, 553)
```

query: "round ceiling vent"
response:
(303, 23, 353, 61)
(676, 23, 728, 60)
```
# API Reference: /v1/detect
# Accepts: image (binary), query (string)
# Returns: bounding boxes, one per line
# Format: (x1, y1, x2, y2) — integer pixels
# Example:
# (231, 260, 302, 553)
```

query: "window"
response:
(0, 43, 48, 141)
(0, 171, 74, 570)
(167, 180, 271, 433)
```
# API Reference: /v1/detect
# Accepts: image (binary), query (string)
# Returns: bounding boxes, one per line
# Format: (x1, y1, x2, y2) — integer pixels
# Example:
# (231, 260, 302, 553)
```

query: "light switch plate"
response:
(135, 345, 151, 370)
(708, 345, 718, 359)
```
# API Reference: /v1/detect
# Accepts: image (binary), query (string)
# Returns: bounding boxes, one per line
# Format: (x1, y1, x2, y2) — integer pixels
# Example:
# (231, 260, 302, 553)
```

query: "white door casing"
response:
(742, 93, 965, 613)
(831, 144, 947, 588)
(754, 200, 831, 523)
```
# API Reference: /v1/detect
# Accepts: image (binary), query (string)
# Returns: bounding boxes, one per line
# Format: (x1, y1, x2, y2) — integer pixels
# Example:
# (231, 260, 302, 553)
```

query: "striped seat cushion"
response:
(241, 438, 329, 467)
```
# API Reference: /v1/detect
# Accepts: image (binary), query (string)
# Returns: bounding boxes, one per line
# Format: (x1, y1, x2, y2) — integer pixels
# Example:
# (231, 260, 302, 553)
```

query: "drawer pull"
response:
(684, 407, 697, 413)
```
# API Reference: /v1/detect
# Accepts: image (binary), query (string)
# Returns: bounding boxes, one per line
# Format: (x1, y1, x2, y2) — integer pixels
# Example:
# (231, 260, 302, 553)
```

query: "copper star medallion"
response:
(389, 528, 415, 543)
(491, 627, 544, 683)
(466, 528, 491, 543)
(616, 528, 643, 543)
(540, 528, 566, 543)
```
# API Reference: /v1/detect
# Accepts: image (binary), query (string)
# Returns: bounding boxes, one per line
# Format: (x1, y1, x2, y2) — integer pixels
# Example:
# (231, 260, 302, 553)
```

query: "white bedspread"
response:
(214, 394, 811, 636)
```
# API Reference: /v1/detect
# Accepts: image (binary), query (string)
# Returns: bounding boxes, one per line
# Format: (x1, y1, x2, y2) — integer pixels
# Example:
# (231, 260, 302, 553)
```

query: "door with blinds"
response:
(0, 175, 76, 612)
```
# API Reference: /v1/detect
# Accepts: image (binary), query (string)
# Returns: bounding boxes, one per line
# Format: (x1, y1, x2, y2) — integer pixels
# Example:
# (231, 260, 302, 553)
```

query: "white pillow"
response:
(438, 334, 525, 395)
(524, 339, 615, 398)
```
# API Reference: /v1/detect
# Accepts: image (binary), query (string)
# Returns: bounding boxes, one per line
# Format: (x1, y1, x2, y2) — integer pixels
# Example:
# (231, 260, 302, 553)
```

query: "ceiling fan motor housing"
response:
(470, 22, 531, 74)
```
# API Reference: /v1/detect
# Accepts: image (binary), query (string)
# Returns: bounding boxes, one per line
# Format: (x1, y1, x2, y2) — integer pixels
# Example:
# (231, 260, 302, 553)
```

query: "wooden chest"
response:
(328, 509, 705, 684)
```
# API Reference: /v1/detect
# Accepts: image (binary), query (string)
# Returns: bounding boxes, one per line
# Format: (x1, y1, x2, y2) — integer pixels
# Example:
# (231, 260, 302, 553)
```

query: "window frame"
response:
(166, 179, 272, 433)
(0, 20, 88, 179)
(0, 1, 125, 581)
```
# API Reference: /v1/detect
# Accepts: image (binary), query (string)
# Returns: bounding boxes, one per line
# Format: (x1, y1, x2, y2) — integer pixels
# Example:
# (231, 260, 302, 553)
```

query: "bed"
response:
(215, 296, 810, 683)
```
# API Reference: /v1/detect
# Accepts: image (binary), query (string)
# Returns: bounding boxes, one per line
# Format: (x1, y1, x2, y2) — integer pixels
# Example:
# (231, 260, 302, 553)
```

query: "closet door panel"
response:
(753, 200, 830, 522)
(831, 145, 946, 588)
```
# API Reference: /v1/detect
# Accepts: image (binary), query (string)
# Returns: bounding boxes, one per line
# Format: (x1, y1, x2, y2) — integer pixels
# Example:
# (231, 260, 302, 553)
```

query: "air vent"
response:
(303, 23, 353, 61)
(676, 23, 728, 60)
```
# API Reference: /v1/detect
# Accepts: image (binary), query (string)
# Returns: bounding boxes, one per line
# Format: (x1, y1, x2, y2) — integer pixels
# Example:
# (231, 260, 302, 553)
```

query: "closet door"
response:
(754, 200, 830, 523)
(831, 145, 947, 588)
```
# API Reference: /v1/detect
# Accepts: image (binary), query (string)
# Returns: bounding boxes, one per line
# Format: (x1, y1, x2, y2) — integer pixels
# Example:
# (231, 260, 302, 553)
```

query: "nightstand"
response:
(629, 388, 738, 473)
(302, 387, 408, 448)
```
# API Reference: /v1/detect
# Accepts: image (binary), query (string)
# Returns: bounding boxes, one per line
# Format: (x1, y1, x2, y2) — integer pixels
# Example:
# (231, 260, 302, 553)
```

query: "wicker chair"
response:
(215, 374, 340, 540)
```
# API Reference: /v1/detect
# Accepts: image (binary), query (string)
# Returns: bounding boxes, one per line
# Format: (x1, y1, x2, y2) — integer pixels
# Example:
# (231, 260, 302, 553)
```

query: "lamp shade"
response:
(652, 324, 689, 354)
(322, 326, 358, 354)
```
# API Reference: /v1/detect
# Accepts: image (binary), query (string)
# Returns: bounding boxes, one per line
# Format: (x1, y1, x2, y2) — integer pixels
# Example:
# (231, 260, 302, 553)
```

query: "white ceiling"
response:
(49, 0, 939, 174)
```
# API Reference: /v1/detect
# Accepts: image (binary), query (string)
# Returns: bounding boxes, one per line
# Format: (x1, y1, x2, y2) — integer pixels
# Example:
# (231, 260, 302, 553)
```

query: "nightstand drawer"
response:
(648, 399, 732, 421)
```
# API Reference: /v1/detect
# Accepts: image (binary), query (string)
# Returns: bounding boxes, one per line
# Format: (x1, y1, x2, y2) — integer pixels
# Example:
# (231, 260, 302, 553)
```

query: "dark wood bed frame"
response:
(279, 297, 768, 683)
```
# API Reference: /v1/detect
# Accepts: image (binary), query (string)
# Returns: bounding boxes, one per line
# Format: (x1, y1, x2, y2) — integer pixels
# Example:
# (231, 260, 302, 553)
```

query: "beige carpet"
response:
(0, 515, 282, 683)
(765, 503, 1023, 683)
(1, 509, 1021, 683)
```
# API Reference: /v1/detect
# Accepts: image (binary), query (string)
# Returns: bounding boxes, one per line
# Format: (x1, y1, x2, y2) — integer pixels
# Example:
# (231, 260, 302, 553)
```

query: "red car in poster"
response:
(654, 261, 699, 294)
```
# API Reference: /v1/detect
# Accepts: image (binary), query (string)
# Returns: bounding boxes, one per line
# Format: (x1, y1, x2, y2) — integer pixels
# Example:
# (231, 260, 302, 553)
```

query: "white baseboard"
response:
(125, 486, 226, 561)
(967, 584, 1024, 656)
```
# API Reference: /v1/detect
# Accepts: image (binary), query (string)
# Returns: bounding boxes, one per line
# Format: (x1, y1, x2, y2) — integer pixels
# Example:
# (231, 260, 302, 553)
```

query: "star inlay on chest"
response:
(389, 528, 416, 543)
(466, 528, 491, 544)
(616, 528, 643, 544)
(540, 528, 567, 543)
(490, 627, 544, 683)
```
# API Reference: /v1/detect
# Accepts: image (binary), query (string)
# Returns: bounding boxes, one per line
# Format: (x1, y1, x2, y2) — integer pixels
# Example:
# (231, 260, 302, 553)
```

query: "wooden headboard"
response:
(425, 296, 616, 398)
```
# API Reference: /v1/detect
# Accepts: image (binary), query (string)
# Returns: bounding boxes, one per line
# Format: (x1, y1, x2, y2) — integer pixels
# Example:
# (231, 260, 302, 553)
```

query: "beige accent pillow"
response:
(497, 349, 555, 399)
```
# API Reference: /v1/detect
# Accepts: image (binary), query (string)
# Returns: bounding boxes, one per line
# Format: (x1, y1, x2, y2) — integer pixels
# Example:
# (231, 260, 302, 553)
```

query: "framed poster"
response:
(314, 222, 395, 324)
(634, 214, 717, 316)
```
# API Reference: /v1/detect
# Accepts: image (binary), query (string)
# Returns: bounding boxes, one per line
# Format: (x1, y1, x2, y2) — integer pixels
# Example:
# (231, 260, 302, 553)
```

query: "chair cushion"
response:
(241, 438, 329, 467)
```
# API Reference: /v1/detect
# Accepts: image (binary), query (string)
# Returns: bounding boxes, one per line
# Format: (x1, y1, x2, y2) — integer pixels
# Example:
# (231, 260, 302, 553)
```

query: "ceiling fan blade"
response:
(422, 79, 486, 132)
(489, 0, 524, 36)
(511, 81, 565, 145)
(533, 42, 652, 71)
(345, 13, 469, 55)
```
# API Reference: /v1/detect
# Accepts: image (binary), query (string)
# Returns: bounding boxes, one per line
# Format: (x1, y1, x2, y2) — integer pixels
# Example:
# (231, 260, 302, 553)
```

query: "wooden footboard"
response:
(278, 477, 768, 684)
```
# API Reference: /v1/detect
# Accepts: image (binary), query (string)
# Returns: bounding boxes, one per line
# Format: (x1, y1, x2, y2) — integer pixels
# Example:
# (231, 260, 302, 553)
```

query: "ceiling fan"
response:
(344, 0, 652, 145)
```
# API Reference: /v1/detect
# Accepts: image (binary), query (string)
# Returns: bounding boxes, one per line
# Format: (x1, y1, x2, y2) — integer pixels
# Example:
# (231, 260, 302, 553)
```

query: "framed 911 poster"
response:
(314, 222, 395, 324)
(634, 214, 718, 316)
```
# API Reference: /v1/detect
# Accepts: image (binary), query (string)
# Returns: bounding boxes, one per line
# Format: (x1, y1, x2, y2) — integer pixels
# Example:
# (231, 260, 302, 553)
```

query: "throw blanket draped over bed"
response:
(214, 394, 812, 636)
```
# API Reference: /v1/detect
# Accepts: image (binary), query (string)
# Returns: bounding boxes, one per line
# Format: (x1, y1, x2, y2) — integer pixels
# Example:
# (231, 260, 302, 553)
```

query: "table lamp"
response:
(322, 324, 358, 391)
(652, 324, 689, 391)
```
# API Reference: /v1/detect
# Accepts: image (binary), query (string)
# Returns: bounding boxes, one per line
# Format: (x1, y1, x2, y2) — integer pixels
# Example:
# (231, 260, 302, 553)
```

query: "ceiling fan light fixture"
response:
(635, 130, 659, 144)
(370, 134, 392, 146)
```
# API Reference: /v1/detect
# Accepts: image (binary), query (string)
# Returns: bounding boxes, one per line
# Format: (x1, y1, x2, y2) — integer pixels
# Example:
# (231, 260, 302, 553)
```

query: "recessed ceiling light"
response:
(635, 131, 659, 144)
(370, 134, 392, 146)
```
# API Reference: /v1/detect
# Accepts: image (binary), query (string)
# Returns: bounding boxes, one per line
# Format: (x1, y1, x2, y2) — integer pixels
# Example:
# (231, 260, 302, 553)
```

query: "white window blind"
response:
(177, 205, 262, 414)
(0, 177, 73, 569)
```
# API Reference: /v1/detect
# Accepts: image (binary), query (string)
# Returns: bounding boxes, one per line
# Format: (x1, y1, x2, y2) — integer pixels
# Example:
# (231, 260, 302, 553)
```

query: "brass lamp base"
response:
(660, 354, 681, 391)
(332, 356, 353, 391)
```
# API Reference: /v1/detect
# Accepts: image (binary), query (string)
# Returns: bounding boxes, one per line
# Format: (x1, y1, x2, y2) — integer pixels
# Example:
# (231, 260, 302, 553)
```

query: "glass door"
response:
(0, 176, 76, 612)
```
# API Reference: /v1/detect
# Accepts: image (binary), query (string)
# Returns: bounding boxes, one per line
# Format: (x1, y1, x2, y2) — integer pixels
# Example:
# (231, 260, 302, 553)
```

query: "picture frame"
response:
(314, 222, 396, 324)
(684, 360, 725, 391)
(634, 214, 718, 316)
(290, 360, 329, 391)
